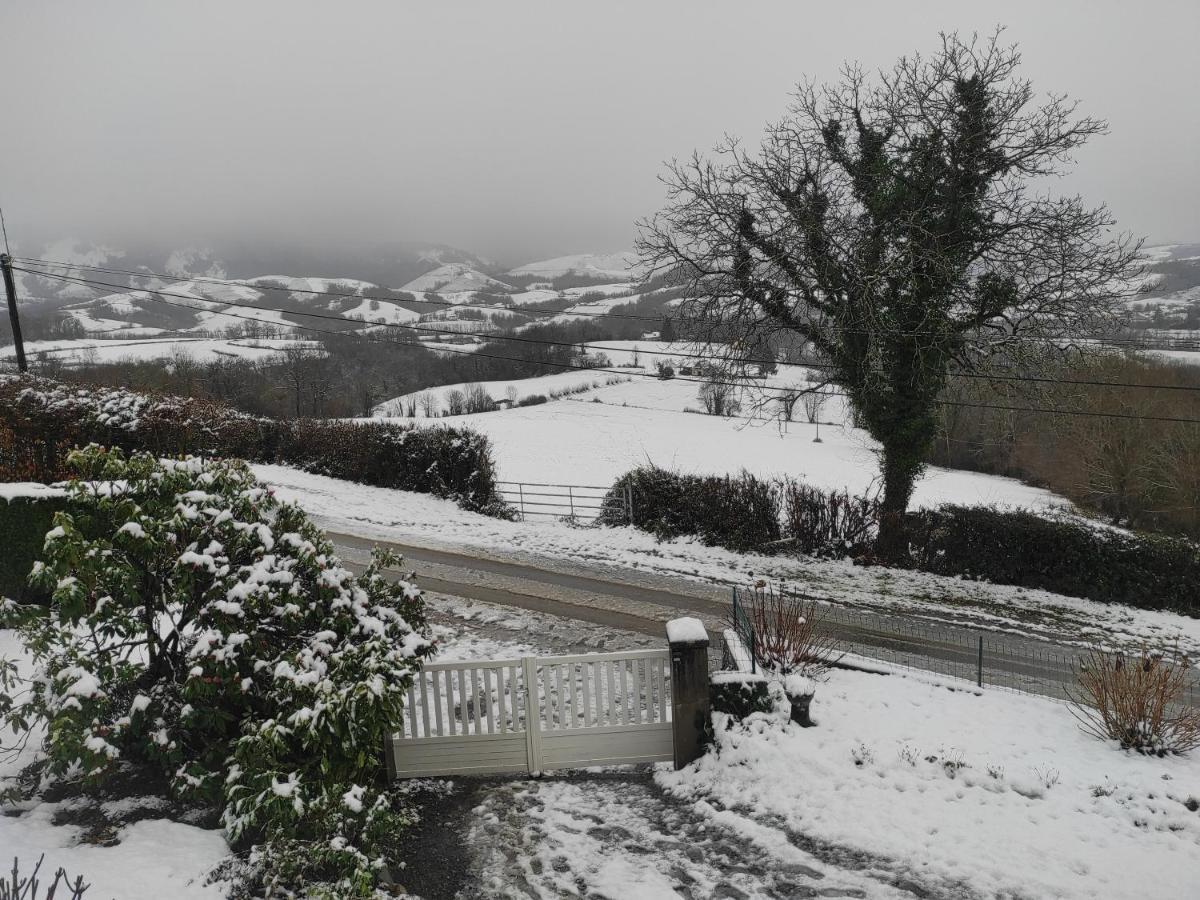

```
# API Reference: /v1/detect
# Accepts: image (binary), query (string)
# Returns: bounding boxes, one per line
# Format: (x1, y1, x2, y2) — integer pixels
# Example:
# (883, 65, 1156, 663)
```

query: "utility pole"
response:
(1, 253, 28, 373)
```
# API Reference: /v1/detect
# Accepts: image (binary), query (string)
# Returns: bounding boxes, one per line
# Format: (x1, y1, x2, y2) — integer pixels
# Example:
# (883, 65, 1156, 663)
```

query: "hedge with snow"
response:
(0, 446, 435, 897)
(0, 373, 508, 515)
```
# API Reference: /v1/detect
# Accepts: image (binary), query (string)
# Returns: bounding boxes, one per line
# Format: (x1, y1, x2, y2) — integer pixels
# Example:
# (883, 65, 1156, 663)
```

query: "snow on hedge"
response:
(658, 668, 1200, 898)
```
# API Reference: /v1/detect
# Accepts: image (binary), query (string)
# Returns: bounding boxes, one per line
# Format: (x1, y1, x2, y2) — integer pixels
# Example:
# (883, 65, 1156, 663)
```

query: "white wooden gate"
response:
(387, 649, 673, 777)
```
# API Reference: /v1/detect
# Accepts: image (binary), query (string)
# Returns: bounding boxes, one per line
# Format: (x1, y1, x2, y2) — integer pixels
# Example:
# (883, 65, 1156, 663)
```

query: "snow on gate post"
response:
(667, 617, 710, 770)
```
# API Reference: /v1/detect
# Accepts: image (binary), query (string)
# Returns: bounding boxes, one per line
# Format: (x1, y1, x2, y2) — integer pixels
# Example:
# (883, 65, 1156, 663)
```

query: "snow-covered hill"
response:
(507, 252, 643, 281)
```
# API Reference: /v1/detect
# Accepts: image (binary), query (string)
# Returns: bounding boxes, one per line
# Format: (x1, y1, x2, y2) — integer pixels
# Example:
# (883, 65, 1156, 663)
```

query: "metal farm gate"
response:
(387, 649, 673, 777)
(495, 481, 631, 524)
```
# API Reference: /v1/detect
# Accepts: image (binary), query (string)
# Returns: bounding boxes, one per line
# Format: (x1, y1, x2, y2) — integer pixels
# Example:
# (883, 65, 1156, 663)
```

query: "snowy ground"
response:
(407, 596, 919, 899)
(0, 630, 230, 899)
(1, 336, 322, 367)
(659, 667, 1200, 900)
(256, 464, 1200, 655)
(369, 344, 1069, 511)
(6, 547, 1199, 898)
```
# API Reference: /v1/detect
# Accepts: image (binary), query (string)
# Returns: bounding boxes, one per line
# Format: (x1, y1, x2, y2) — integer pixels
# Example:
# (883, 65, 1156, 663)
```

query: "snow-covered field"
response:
(659, 666, 1200, 899)
(371, 342, 1069, 511)
(1, 337, 322, 367)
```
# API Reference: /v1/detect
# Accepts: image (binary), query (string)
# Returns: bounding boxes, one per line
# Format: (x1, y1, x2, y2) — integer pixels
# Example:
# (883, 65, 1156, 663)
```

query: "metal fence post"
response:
(976, 635, 984, 688)
(518, 483, 526, 521)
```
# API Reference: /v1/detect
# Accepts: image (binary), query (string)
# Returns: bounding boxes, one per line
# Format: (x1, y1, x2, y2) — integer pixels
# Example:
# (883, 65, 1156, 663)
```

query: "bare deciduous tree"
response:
(639, 31, 1143, 557)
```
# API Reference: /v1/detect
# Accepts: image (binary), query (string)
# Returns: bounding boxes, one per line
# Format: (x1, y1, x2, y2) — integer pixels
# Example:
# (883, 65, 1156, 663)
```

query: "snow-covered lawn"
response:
(658, 667, 1200, 899)
(256, 464, 1200, 654)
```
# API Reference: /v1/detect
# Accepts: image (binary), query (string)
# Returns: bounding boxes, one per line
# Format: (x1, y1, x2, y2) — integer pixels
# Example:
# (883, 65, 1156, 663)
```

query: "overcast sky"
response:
(3, 0, 1198, 265)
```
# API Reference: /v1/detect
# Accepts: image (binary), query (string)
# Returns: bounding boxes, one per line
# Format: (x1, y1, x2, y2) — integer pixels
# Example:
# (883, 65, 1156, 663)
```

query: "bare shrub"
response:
(443, 388, 467, 416)
(463, 383, 497, 414)
(802, 389, 828, 424)
(780, 479, 878, 557)
(739, 586, 841, 677)
(1, 855, 89, 899)
(1068, 646, 1200, 754)
(699, 378, 740, 417)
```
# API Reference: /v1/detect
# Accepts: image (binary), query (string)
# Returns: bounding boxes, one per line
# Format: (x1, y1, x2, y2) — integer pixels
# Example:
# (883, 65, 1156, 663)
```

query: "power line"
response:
(14, 266, 1200, 425)
(18, 262, 1200, 396)
(14, 253, 1173, 348)
(14, 255, 665, 324)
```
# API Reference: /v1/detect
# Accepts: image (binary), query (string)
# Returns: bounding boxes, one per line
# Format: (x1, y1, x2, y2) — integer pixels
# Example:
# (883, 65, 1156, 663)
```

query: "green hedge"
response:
(710, 672, 773, 720)
(599, 466, 780, 552)
(0, 376, 508, 514)
(0, 492, 67, 604)
(906, 506, 1200, 615)
(600, 465, 1200, 616)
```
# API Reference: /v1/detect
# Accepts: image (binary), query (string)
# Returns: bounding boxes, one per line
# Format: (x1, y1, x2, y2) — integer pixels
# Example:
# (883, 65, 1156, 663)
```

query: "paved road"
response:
(329, 530, 1200, 706)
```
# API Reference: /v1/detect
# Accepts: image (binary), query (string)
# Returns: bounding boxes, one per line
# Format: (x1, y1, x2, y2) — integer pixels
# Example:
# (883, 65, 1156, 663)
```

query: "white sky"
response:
(2, 0, 1198, 264)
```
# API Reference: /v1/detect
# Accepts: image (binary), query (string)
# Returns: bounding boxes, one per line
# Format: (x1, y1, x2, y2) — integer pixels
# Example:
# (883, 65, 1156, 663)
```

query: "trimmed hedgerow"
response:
(0, 490, 67, 604)
(0, 375, 508, 514)
(600, 466, 780, 552)
(906, 505, 1200, 615)
(602, 465, 1200, 615)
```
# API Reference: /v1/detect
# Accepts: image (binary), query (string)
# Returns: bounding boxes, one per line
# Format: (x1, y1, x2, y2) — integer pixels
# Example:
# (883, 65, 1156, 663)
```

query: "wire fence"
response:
(731, 588, 1200, 708)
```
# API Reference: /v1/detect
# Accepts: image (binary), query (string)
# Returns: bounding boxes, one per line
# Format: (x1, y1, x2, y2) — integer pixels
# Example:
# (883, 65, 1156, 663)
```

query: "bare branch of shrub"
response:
(737, 586, 842, 677)
(1067, 644, 1200, 754)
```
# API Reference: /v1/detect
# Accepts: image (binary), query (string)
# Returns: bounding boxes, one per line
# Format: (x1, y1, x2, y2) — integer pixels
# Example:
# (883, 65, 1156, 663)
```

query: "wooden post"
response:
(1, 254, 27, 373)
(667, 617, 710, 770)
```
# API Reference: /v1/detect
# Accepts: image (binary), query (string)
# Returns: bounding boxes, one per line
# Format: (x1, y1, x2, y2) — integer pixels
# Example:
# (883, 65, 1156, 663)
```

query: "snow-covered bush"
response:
(0, 374, 508, 514)
(0, 445, 435, 896)
(710, 671, 773, 723)
(1068, 646, 1200, 755)
(0, 487, 67, 604)
(905, 504, 1200, 614)
(601, 466, 781, 551)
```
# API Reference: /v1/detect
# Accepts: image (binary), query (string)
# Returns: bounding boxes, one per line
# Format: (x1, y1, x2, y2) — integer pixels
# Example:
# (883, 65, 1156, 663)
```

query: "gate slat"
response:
(419, 671, 432, 738)
(483, 668, 495, 733)
(618, 659, 629, 725)
(445, 669, 456, 736)
(581, 661, 592, 727)
(555, 665, 564, 729)
(497, 668, 508, 734)
(570, 663, 581, 727)
(509, 664, 521, 730)
(629, 658, 642, 724)
(432, 669, 445, 736)
(406, 683, 418, 737)
(467, 668, 478, 734)
(606, 661, 617, 725)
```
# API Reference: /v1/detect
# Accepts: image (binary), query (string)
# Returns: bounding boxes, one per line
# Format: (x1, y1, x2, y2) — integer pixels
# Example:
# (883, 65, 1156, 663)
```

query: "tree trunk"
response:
(874, 438, 926, 564)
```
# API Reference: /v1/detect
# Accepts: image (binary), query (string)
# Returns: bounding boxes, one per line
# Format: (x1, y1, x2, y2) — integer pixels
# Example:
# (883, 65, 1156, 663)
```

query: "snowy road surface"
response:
(331, 531, 1200, 705)
(258, 464, 1200, 659)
